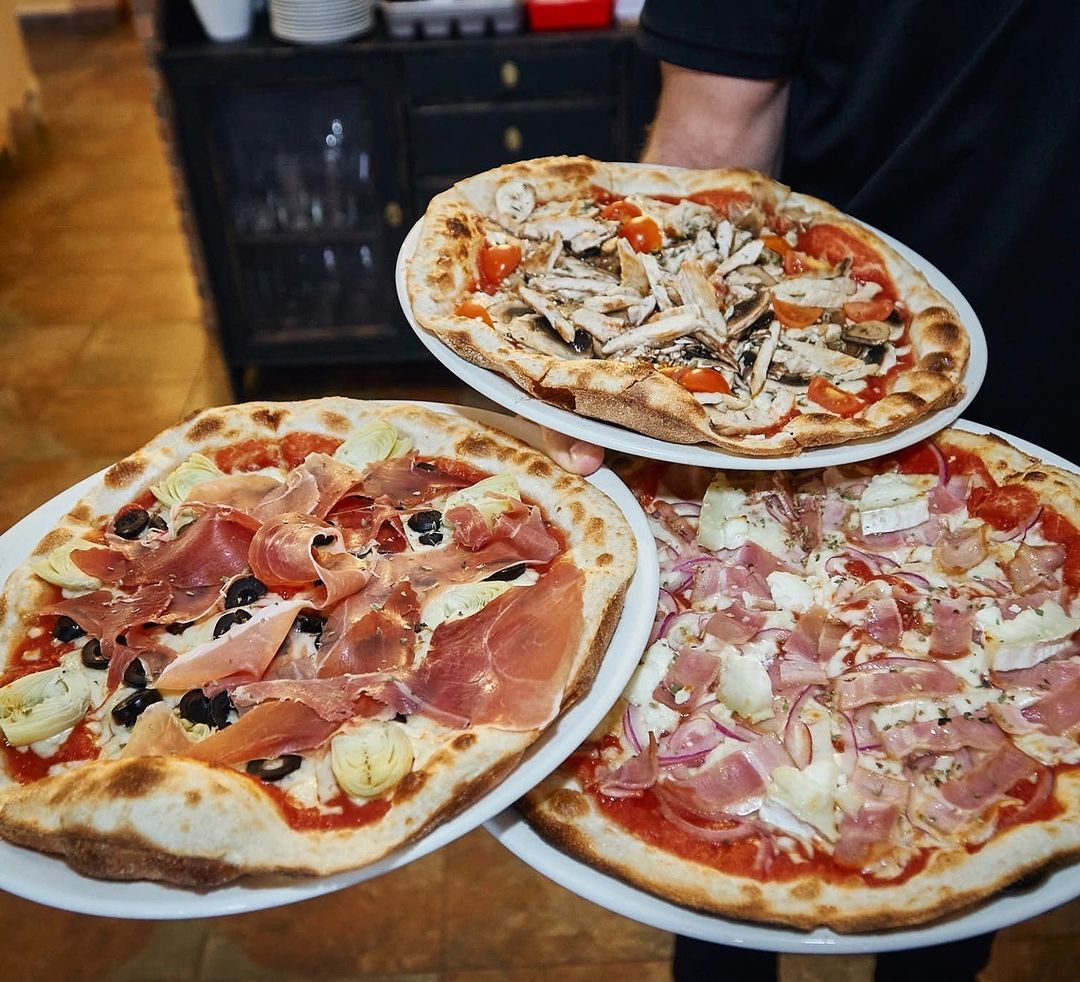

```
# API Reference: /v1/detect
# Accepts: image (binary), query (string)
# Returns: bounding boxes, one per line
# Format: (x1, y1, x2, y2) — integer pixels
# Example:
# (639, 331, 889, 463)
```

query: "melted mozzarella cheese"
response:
(858, 473, 935, 535)
(624, 641, 677, 706)
(718, 649, 773, 722)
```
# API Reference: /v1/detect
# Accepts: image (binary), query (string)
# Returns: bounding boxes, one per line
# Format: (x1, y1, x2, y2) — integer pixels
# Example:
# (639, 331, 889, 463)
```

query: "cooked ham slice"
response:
(1020, 677, 1080, 735)
(405, 562, 584, 731)
(833, 802, 900, 868)
(705, 604, 767, 644)
(1006, 543, 1067, 594)
(928, 476, 970, 514)
(942, 744, 1042, 812)
(781, 606, 828, 661)
(835, 662, 964, 710)
(153, 599, 307, 691)
(993, 657, 1080, 691)
(655, 648, 722, 712)
(929, 598, 974, 656)
(865, 596, 903, 646)
(770, 659, 828, 690)
(933, 524, 989, 573)
(596, 735, 659, 798)
(879, 717, 1006, 758)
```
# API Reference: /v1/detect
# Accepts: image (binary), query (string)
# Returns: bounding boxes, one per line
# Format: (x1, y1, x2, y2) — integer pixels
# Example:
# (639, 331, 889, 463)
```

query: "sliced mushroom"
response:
(507, 315, 585, 359)
(495, 180, 536, 225)
(518, 285, 576, 343)
(571, 307, 622, 344)
(748, 322, 781, 397)
(725, 292, 771, 339)
(600, 306, 703, 355)
(841, 320, 891, 345)
(733, 264, 778, 287)
(714, 238, 765, 277)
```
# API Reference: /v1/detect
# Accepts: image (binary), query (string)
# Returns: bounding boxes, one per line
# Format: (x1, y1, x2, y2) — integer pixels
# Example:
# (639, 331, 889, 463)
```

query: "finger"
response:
(539, 427, 605, 476)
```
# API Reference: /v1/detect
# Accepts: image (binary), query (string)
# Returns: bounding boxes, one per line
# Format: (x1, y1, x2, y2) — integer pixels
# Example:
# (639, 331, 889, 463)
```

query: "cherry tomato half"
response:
(761, 234, 793, 259)
(618, 215, 662, 253)
(843, 298, 896, 322)
(807, 376, 865, 417)
(478, 242, 521, 293)
(601, 199, 642, 223)
(661, 366, 731, 394)
(455, 300, 493, 327)
(772, 299, 823, 329)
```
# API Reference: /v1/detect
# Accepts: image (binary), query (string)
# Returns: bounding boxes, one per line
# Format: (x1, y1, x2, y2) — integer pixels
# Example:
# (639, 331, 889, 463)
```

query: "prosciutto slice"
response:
(358, 456, 472, 505)
(153, 599, 307, 691)
(446, 499, 560, 562)
(231, 678, 395, 722)
(187, 474, 281, 512)
(187, 701, 342, 764)
(317, 581, 420, 676)
(405, 562, 584, 730)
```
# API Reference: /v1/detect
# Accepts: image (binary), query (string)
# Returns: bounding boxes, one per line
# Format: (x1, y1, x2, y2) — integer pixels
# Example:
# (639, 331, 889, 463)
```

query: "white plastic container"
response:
(190, 0, 253, 42)
(380, 0, 523, 40)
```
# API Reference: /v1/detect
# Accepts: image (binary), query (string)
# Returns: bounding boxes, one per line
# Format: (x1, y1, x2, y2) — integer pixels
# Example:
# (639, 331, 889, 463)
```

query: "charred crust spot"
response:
(926, 320, 962, 347)
(0, 596, 6, 621)
(445, 216, 470, 238)
(921, 352, 955, 374)
(585, 517, 605, 540)
(569, 502, 586, 524)
(596, 552, 613, 568)
(393, 770, 427, 803)
(251, 408, 286, 431)
(1023, 471, 1047, 483)
(185, 790, 202, 806)
(105, 457, 147, 489)
(452, 733, 477, 751)
(106, 759, 167, 798)
(456, 434, 499, 458)
(554, 477, 575, 492)
(550, 160, 595, 183)
(739, 883, 763, 902)
(33, 528, 72, 556)
(527, 459, 552, 478)
(185, 416, 223, 442)
(548, 788, 589, 819)
(68, 504, 92, 523)
(320, 411, 349, 433)
(791, 881, 821, 900)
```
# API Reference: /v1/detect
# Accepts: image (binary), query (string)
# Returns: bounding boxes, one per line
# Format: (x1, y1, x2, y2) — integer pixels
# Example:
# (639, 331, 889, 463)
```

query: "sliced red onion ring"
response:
(989, 506, 1043, 543)
(765, 495, 796, 528)
(658, 748, 714, 767)
(655, 795, 760, 843)
(671, 501, 703, 517)
(890, 571, 931, 592)
(974, 577, 1011, 595)
(714, 720, 755, 743)
(622, 704, 644, 754)
(783, 685, 819, 766)
(650, 610, 676, 646)
(928, 441, 949, 486)
(660, 611, 710, 643)
(847, 547, 900, 571)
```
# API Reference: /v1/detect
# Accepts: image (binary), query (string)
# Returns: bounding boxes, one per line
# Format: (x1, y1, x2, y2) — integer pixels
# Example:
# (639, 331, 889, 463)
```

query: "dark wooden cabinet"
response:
(153, 1, 658, 391)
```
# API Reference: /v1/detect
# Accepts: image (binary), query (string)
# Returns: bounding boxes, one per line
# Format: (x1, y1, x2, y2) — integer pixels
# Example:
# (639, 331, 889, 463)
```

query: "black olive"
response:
(886, 308, 903, 326)
(123, 658, 148, 689)
(246, 755, 302, 782)
(571, 329, 592, 354)
(209, 691, 233, 729)
(485, 563, 526, 582)
(149, 515, 168, 532)
(407, 510, 442, 534)
(213, 608, 252, 639)
(166, 621, 193, 636)
(418, 531, 443, 546)
(113, 508, 150, 540)
(116, 634, 127, 646)
(295, 611, 326, 635)
(312, 533, 334, 547)
(178, 689, 213, 725)
(224, 576, 267, 610)
(80, 637, 109, 670)
(393, 713, 409, 723)
(861, 343, 887, 366)
(53, 616, 85, 643)
(111, 688, 162, 727)
(414, 461, 436, 472)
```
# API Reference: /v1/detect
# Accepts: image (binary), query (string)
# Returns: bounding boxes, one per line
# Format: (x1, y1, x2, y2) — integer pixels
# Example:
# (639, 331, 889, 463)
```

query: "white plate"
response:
(0, 403, 658, 919)
(398, 219, 988, 471)
(485, 420, 1080, 953)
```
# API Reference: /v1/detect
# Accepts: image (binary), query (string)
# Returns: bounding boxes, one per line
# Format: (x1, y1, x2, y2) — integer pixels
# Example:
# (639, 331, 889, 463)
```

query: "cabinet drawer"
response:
(410, 101, 615, 176)
(405, 47, 615, 104)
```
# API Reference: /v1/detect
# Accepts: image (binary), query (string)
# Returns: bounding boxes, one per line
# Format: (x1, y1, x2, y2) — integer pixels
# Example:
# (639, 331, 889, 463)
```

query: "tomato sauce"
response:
(2, 721, 98, 784)
(213, 433, 345, 473)
(256, 780, 391, 831)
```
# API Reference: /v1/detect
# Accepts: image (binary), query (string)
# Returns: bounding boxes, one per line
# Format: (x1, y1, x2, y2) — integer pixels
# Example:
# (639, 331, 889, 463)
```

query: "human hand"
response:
(538, 427, 605, 476)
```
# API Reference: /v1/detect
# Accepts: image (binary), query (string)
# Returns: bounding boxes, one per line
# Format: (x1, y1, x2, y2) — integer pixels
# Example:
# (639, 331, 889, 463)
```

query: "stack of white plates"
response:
(269, 0, 375, 44)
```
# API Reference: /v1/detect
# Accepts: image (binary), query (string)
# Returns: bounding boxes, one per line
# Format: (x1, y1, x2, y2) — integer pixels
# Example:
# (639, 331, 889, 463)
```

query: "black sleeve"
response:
(638, 0, 803, 79)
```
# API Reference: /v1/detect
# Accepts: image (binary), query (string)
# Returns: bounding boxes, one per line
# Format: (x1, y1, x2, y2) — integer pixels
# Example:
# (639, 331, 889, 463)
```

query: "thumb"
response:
(538, 426, 605, 476)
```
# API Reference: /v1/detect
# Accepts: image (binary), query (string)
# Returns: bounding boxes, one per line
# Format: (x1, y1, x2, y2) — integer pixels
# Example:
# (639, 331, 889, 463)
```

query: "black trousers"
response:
(672, 933, 995, 981)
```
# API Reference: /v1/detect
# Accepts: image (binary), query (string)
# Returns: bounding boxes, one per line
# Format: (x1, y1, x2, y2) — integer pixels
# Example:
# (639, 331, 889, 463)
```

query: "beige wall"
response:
(17, 0, 120, 14)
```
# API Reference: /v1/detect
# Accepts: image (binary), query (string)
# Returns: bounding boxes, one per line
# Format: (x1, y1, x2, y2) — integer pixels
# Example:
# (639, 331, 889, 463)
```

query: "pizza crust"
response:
(0, 399, 637, 885)
(407, 157, 969, 456)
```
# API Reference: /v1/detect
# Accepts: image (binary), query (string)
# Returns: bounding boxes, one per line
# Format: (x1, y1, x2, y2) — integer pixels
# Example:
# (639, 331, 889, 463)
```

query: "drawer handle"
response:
(500, 60, 520, 89)
(503, 126, 523, 153)
(384, 202, 404, 228)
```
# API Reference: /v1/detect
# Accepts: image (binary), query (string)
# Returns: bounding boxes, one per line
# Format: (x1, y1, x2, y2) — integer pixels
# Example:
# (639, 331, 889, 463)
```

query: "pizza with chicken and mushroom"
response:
(0, 399, 635, 887)
(521, 428, 1080, 931)
(407, 156, 969, 456)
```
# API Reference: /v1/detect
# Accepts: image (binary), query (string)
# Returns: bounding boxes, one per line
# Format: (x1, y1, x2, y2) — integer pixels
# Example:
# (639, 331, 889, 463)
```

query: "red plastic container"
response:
(527, 0, 613, 31)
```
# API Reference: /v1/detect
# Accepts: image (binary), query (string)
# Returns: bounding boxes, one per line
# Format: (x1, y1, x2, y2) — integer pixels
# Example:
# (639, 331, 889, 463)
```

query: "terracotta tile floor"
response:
(1, 17, 1077, 982)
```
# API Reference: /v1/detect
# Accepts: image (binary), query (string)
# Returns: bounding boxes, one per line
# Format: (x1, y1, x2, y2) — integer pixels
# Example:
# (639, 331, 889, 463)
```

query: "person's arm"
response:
(642, 62, 789, 175)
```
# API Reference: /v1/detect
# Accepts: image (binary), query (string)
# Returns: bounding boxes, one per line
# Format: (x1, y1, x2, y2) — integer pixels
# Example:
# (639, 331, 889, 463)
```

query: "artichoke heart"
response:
(151, 453, 223, 508)
(0, 664, 92, 747)
(444, 474, 521, 526)
(331, 722, 414, 798)
(422, 581, 512, 630)
(334, 419, 413, 470)
(30, 538, 103, 591)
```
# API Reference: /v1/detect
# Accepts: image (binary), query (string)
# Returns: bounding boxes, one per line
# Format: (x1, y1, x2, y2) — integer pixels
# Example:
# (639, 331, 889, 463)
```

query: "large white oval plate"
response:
(398, 219, 987, 471)
(485, 421, 1080, 953)
(0, 403, 658, 919)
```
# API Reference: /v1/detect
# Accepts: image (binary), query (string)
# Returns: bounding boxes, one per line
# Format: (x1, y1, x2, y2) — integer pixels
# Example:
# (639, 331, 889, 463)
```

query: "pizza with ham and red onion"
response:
(521, 428, 1080, 931)
(407, 156, 969, 456)
(0, 399, 636, 887)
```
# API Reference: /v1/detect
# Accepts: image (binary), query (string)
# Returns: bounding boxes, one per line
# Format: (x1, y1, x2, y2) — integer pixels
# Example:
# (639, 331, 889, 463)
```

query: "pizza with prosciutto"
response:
(522, 428, 1080, 931)
(0, 399, 635, 886)
(407, 156, 969, 456)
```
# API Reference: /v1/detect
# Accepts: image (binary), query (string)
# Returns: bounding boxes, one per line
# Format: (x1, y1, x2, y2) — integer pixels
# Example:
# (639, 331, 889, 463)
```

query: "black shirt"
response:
(640, 0, 1080, 458)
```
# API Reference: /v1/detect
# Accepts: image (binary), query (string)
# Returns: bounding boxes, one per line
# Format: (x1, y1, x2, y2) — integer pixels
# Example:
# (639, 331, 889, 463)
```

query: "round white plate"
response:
(0, 403, 658, 919)
(398, 218, 987, 471)
(485, 420, 1080, 953)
